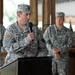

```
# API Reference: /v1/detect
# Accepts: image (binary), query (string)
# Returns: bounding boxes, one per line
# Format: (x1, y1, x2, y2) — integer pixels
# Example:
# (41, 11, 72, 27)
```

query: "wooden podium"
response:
(0, 57, 52, 75)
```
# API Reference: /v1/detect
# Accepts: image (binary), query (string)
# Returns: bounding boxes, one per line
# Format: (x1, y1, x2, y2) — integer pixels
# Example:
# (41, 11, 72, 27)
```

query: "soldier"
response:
(0, 24, 6, 66)
(3, 4, 48, 65)
(43, 12, 72, 75)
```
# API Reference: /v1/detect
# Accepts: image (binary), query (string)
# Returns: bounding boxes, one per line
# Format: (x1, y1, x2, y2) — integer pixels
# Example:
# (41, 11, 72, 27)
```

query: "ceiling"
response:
(38, 0, 75, 17)
(38, 0, 75, 4)
(56, 0, 75, 3)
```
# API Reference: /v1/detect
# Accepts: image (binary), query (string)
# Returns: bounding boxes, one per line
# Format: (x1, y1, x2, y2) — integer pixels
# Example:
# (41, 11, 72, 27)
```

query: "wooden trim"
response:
(65, 17, 75, 24)
(38, 16, 75, 25)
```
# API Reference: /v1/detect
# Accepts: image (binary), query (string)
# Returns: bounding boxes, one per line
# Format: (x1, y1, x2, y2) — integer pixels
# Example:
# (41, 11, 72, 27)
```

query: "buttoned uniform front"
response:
(43, 24, 72, 75)
(3, 22, 48, 65)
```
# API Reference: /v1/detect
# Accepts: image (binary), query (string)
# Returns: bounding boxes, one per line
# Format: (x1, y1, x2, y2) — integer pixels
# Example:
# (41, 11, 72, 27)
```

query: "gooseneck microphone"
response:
(28, 22, 33, 33)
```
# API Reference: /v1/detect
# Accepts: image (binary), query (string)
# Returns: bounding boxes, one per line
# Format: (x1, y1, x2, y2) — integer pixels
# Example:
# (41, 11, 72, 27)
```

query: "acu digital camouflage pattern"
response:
(17, 4, 32, 14)
(52, 60, 69, 75)
(3, 22, 48, 65)
(43, 24, 72, 75)
(72, 32, 75, 47)
(0, 24, 6, 67)
(0, 24, 5, 41)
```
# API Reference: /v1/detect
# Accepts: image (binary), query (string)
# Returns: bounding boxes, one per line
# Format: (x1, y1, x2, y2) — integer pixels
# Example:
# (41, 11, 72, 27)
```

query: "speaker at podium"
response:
(1, 57, 52, 75)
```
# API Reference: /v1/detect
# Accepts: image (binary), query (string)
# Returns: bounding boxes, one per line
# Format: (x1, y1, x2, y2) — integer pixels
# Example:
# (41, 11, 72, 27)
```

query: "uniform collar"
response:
(15, 21, 29, 33)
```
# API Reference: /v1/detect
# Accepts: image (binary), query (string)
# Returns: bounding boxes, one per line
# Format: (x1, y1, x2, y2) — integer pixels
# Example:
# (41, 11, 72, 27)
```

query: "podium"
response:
(0, 57, 52, 75)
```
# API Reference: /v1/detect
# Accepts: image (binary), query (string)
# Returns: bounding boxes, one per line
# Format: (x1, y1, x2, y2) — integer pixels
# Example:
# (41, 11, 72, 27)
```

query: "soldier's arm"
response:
(43, 27, 55, 56)
(3, 28, 31, 53)
(35, 28, 48, 57)
(60, 36, 72, 53)
(59, 31, 72, 54)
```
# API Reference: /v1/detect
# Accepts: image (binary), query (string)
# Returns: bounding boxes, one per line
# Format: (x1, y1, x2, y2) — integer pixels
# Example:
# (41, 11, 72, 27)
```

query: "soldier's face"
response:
(55, 17, 64, 28)
(20, 13, 31, 25)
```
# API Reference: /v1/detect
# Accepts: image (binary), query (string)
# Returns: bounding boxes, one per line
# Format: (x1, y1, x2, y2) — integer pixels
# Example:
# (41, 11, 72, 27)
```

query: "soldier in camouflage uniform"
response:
(3, 4, 48, 65)
(0, 24, 6, 66)
(43, 12, 72, 75)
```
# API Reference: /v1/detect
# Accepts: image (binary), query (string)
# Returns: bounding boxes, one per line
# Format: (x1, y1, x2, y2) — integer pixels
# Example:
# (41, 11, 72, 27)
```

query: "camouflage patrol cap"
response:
(17, 4, 32, 14)
(56, 12, 65, 18)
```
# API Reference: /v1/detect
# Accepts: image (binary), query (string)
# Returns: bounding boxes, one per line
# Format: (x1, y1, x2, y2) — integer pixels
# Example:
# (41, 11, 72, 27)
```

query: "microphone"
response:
(28, 22, 33, 33)
(28, 22, 34, 41)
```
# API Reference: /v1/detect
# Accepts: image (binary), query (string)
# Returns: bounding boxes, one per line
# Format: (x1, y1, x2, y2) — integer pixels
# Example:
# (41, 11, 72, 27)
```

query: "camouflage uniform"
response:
(72, 32, 75, 47)
(0, 24, 6, 66)
(43, 25, 72, 75)
(3, 22, 48, 65)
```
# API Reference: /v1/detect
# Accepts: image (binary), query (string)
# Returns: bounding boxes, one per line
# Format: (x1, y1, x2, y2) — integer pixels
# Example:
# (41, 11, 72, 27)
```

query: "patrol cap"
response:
(17, 4, 32, 14)
(56, 12, 65, 18)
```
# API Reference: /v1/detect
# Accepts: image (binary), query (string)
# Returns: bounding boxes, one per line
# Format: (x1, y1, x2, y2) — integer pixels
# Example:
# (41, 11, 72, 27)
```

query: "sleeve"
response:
(35, 28, 48, 57)
(59, 31, 73, 54)
(3, 27, 31, 53)
(43, 27, 55, 56)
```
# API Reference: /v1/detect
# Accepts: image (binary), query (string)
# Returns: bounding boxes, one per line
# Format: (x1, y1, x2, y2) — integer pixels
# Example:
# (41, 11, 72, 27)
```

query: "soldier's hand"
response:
(52, 48, 60, 54)
(27, 32, 34, 41)
(55, 53, 60, 60)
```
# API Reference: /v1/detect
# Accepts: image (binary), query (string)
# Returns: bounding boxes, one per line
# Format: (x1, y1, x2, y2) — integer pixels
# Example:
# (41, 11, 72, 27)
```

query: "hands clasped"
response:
(52, 48, 60, 60)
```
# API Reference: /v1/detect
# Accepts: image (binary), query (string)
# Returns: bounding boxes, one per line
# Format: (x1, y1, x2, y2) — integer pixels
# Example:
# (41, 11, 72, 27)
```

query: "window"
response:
(56, 0, 75, 32)
(3, 0, 30, 28)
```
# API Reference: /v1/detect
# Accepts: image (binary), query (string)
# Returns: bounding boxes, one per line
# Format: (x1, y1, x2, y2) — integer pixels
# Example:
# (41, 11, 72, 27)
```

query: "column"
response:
(42, 0, 50, 32)
(30, 0, 38, 25)
(0, 0, 3, 24)
(51, 0, 55, 25)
